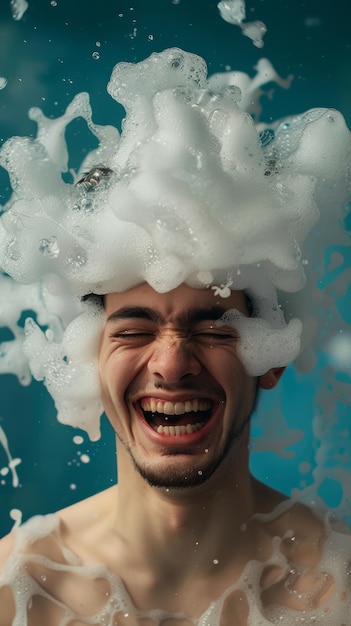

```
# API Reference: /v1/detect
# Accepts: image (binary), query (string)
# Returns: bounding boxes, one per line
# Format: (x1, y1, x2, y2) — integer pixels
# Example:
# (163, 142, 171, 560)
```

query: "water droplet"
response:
(10, 508, 22, 524)
(172, 86, 193, 104)
(170, 54, 183, 70)
(74, 196, 93, 212)
(156, 215, 186, 232)
(92, 51, 100, 60)
(213, 558, 219, 565)
(45, 328, 54, 342)
(0, 77, 8, 90)
(11, 0, 29, 20)
(40, 574, 47, 582)
(73, 435, 84, 445)
(7, 239, 22, 261)
(66, 247, 87, 268)
(38, 235, 60, 259)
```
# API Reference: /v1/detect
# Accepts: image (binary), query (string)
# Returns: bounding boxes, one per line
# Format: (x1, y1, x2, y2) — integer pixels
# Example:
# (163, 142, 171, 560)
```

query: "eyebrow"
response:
(106, 305, 228, 326)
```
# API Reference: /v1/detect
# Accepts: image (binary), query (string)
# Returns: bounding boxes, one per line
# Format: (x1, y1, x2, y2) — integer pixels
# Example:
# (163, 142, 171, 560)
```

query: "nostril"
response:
(147, 337, 202, 382)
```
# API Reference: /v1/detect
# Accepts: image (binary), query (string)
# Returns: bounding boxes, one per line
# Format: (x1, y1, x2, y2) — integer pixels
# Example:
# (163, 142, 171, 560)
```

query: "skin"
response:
(0, 283, 339, 625)
(98, 283, 279, 492)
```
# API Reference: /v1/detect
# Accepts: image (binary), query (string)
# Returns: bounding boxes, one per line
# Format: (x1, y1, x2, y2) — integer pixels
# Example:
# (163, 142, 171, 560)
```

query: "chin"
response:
(130, 448, 228, 490)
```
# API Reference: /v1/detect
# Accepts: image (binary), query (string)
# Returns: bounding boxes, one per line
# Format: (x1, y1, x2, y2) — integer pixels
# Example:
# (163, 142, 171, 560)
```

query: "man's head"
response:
(98, 283, 284, 489)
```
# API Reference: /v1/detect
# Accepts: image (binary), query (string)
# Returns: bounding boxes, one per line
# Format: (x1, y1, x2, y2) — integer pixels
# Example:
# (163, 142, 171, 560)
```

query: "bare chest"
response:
(2, 550, 345, 626)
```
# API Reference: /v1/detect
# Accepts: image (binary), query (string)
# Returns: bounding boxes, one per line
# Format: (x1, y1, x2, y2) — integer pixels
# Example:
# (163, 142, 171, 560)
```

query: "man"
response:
(1, 47, 351, 624)
(1, 282, 350, 625)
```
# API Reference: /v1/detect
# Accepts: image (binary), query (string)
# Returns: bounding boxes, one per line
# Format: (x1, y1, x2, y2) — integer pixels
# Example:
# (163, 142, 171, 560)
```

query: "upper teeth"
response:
(141, 399, 211, 415)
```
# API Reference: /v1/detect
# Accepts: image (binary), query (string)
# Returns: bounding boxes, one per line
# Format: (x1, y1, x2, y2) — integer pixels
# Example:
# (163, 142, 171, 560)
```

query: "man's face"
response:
(99, 283, 276, 489)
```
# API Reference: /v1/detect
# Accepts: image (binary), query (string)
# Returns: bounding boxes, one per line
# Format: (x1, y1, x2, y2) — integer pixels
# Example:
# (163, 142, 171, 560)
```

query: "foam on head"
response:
(0, 48, 350, 440)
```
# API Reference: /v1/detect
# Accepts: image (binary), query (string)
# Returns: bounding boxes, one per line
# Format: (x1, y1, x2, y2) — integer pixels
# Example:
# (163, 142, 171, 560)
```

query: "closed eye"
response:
(110, 330, 155, 342)
(193, 330, 238, 344)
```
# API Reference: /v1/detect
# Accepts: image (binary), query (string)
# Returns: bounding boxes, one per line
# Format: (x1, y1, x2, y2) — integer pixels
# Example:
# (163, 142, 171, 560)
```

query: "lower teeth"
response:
(155, 423, 204, 436)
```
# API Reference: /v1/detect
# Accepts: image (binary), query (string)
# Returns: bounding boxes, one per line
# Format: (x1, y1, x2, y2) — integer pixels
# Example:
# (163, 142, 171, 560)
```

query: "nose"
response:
(147, 335, 201, 383)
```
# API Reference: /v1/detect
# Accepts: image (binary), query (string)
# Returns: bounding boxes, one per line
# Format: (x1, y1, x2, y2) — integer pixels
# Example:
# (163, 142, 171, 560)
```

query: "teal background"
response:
(0, 0, 350, 538)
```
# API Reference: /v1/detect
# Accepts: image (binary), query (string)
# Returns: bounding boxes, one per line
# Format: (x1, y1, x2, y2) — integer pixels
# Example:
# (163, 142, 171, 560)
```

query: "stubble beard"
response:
(120, 410, 252, 490)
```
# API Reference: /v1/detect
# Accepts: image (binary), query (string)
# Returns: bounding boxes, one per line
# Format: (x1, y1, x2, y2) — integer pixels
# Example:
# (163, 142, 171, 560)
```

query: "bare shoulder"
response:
(0, 488, 117, 626)
(254, 479, 337, 563)
(51, 485, 121, 567)
(57, 485, 118, 543)
(1, 485, 117, 566)
(252, 480, 351, 616)
(253, 478, 328, 543)
(0, 533, 17, 626)
(0, 531, 16, 574)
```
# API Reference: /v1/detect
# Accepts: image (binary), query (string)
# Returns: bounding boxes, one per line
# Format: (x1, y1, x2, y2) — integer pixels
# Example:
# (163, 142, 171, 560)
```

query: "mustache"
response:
(127, 380, 225, 399)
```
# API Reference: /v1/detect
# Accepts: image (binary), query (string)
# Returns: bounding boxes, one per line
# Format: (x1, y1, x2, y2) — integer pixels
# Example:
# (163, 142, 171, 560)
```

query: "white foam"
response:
(1, 508, 351, 624)
(2, 48, 340, 302)
(218, 0, 267, 48)
(10, 0, 28, 20)
(217, 309, 302, 376)
(22, 297, 105, 441)
(0, 426, 21, 488)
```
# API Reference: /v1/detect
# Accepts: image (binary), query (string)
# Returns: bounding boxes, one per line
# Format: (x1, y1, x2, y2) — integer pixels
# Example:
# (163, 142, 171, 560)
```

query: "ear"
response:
(258, 367, 285, 390)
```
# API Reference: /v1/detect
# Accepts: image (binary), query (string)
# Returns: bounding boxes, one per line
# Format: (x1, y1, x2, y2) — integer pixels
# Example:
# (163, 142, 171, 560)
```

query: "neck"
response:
(111, 438, 260, 577)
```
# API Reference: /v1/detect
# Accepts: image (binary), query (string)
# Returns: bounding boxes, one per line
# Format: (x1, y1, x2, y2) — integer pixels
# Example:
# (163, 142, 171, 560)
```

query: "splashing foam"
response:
(2, 509, 351, 624)
(0, 48, 350, 450)
(217, 0, 267, 48)
(10, 0, 29, 21)
(0, 426, 21, 488)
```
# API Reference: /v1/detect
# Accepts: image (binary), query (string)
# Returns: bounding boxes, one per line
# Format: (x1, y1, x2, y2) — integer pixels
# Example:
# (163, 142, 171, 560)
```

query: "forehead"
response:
(104, 283, 248, 319)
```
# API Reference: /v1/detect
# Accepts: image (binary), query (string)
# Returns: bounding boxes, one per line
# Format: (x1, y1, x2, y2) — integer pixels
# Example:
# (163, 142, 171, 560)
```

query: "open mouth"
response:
(140, 398, 213, 436)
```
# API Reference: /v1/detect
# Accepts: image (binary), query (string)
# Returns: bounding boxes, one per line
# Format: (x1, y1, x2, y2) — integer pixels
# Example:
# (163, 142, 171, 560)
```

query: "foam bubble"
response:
(9, 507, 22, 530)
(0, 426, 21, 488)
(10, 0, 28, 20)
(22, 297, 105, 441)
(73, 435, 84, 445)
(325, 332, 351, 370)
(1, 509, 351, 623)
(218, 0, 267, 48)
(217, 309, 302, 376)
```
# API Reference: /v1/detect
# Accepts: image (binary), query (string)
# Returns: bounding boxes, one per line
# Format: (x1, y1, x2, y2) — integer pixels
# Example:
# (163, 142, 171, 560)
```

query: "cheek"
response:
(99, 349, 144, 403)
(208, 350, 256, 405)
(205, 348, 246, 380)
(98, 348, 122, 406)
